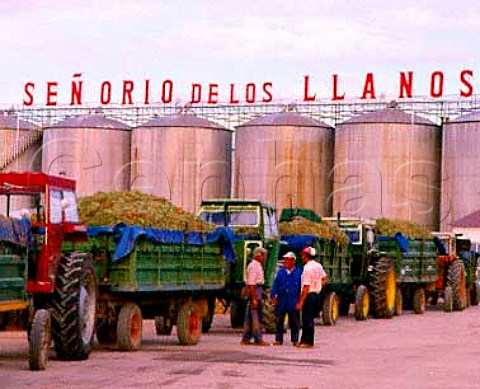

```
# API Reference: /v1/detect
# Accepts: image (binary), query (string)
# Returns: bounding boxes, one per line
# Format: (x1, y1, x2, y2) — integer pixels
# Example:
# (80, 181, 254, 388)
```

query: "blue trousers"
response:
(242, 300, 264, 343)
(275, 307, 300, 343)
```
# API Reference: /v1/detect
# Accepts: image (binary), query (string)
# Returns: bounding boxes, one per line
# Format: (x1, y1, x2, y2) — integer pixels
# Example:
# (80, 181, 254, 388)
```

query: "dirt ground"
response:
(2, 305, 480, 389)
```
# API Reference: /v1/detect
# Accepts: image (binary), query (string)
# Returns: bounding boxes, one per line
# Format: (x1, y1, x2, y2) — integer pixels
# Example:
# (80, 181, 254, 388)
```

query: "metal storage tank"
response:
(131, 114, 232, 212)
(441, 111, 480, 231)
(0, 112, 42, 213)
(0, 112, 42, 172)
(234, 112, 334, 216)
(42, 114, 131, 196)
(333, 107, 440, 230)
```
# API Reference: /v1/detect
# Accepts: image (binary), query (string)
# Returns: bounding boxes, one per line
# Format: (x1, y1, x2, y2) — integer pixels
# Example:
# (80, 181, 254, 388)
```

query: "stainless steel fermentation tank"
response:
(131, 114, 232, 212)
(333, 107, 440, 230)
(42, 114, 131, 196)
(234, 112, 334, 216)
(441, 111, 480, 231)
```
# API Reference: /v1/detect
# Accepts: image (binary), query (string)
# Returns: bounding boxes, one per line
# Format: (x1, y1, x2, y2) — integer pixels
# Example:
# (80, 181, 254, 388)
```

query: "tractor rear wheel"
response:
(413, 287, 426, 314)
(117, 303, 143, 350)
(354, 285, 369, 321)
(177, 301, 201, 345)
(51, 253, 97, 360)
(448, 260, 467, 311)
(370, 257, 396, 318)
(29, 309, 51, 371)
(322, 292, 339, 326)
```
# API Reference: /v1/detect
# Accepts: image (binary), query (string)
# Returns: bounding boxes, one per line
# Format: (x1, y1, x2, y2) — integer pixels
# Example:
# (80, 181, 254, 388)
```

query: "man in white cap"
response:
(271, 251, 302, 346)
(295, 246, 327, 348)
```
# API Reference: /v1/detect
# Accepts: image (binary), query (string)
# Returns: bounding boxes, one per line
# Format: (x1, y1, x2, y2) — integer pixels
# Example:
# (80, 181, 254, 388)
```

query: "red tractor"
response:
(0, 172, 97, 370)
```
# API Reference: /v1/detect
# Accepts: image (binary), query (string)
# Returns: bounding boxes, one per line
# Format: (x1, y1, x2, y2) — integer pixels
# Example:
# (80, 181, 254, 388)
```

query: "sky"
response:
(1, 0, 479, 107)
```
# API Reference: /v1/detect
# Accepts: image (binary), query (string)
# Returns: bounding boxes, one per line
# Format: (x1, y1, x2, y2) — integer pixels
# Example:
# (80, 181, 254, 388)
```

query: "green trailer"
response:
(69, 224, 235, 349)
(198, 199, 281, 333)
(378, 235, 437, 314)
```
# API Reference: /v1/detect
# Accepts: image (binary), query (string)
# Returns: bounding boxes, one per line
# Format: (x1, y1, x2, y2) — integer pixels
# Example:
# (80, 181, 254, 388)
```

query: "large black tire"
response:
(370, 257, 396, 319)
(394, 286, 403, 316)
(202, 298, 215, 334)
(177, 302, 202, 345)
(262, 291, 276, 334)
(117, 303, 143, 350)
(29, 309, 51, 371)
(155, 316, 174, 336)
(471, 281, 480, 306)
(322, 292, 339, 326)
(230, 300, 246, 328)
(355, 285, 369, 321)
(443, 286, 453, 312)
(448, 260, 467, 311)
(51, 252, 97, 360)
(413, 287, 426, 314)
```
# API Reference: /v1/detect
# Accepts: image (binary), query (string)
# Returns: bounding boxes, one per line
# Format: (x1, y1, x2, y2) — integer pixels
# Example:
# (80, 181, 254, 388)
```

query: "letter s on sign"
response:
(23, 82, 35, 106)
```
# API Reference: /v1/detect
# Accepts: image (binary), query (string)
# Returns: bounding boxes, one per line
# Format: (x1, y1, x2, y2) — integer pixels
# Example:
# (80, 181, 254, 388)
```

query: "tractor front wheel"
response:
(413, 287, 426, 314)
(322, 292, 339, 326)
(29, 309, 51, 371)
(354, 285, 369, 321)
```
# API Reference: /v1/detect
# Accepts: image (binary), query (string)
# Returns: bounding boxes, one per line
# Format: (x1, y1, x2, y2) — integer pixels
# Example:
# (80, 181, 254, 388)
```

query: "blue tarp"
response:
(87, 224, 236, 262)
(433, 236, 447, 255)
(378, 232, 409, 253)
(0, 218, 32, 247)
(280, 234, 324, 251)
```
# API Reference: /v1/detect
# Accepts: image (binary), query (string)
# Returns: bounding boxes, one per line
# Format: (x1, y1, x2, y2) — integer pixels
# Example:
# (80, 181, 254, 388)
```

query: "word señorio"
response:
(22, 70, 475, 106)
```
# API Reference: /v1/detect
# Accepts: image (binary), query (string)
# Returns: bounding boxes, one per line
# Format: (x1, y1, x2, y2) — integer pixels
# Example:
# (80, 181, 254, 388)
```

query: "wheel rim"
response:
(362, 290, 369, 318)
(386, 267, 396, 312)
(79, 273, 96, 345)
(131, 310, 141, 344)
(332, 295, 339, 322)
(188, 308, 200, 337)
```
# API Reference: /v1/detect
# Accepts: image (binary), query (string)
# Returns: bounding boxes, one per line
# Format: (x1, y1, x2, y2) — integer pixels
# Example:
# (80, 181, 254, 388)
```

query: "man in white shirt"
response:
(240, 246, 270, 346)
(295, 246, 327, 348)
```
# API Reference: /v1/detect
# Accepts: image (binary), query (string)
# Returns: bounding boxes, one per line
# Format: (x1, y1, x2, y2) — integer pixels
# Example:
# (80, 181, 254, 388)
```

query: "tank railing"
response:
(1, 131, 42, 170)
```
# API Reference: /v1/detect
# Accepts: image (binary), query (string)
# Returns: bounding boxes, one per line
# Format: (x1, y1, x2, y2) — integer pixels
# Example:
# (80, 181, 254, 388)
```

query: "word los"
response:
(22, 70, 475, 106)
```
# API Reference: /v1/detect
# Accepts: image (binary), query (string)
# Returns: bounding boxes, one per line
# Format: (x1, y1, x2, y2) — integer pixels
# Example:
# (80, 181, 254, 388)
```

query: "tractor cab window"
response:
(263, 208, 278, 238)
(50, 190, 63, 224)
(62, 190, 79, 223)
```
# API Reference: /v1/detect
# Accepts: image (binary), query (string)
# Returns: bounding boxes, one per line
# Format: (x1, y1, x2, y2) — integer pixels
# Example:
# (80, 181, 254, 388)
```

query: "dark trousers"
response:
(275, 307, 300, 343)
(300, 293, 319, 346)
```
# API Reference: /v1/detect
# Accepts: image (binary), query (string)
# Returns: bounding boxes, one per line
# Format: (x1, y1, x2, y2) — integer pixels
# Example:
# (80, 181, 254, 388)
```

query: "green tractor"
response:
(322, 217, 396, 320)
(198, 199, 280, 332)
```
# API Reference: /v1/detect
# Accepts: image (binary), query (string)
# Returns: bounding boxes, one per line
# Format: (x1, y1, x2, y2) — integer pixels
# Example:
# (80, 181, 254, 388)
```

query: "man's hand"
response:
(252, 299, 259, 310)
